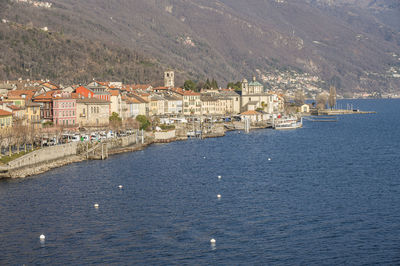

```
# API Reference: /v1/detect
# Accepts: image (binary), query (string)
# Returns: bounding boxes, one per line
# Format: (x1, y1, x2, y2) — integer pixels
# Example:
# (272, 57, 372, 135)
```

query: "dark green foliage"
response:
(109, 112, 122, 122)
(227, 81, 242, 91)
(159, 124, 175, 130)
(183, 80, 197, 91)
(136, 115, 150, 131)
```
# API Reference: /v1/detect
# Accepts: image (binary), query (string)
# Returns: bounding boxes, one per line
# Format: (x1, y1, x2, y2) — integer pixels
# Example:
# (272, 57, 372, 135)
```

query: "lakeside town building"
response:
(0, 71, 286, 130)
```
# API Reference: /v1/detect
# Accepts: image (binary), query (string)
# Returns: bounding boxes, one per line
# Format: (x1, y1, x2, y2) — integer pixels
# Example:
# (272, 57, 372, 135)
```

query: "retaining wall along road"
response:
(7, 143, 79, 170)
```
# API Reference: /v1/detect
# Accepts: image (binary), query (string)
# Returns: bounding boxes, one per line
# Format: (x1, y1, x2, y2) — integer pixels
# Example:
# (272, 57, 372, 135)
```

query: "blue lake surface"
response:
(1, 99, 400, 265)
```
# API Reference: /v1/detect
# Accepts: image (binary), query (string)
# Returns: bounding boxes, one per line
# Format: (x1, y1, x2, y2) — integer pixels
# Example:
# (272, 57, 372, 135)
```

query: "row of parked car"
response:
(42, 129, 137, 146)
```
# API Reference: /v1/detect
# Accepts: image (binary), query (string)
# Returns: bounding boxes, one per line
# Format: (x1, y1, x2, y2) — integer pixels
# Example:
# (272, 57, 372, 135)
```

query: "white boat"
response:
(273, 117, 302, 130)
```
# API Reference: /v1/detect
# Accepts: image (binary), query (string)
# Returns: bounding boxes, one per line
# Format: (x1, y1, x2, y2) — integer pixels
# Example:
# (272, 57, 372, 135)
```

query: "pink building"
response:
(53, 93, 77, 127)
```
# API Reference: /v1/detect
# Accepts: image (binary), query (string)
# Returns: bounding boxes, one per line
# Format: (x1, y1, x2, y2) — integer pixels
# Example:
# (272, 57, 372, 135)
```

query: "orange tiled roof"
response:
(34, 90, 60, 100)
(0, 109, 12, 116)
(7, 89, 36, 100)
(110, 90, 120, 96)
(240, 110, 260, 115)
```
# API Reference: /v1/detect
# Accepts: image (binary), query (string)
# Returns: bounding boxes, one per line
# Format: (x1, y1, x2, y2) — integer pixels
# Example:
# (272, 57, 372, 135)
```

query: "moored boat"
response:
(273, 117, 302, 130)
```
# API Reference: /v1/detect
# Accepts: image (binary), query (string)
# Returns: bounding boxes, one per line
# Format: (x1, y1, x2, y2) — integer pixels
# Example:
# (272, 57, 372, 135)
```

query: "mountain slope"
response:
(1, 0, 399, 92)
(0, 22, 163, 84)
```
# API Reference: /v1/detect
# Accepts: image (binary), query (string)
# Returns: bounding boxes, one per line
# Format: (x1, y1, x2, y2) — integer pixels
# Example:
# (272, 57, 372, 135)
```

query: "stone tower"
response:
(241, 78, 249, 96)
(164, 71, 175, 88)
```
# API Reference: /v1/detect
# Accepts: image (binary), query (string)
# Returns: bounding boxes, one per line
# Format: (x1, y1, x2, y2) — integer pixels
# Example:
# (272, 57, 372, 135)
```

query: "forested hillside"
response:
(1, 0, 399, 91)
(0, 22, 163, 84)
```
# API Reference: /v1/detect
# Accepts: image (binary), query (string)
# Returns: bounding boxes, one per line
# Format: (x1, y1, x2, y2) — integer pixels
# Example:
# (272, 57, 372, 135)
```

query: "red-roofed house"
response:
(172, 89, 201, 115)
(5, 89, 37, 107)
(0, 109, 13, 130)
(33, 90, 60, 122)
(76, 84, 111, 101)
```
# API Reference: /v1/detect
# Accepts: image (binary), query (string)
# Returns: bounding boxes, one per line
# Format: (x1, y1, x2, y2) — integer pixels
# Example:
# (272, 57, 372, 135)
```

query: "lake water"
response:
(1, 99, 400, 265)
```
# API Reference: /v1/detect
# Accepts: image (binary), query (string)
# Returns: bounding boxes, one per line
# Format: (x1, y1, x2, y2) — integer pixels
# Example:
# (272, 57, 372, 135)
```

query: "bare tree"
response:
(13, 121, 25, 153)
(28, 124, 36, 151)
(294, 90, 305, 106)
(316, 93, 328, 110)
(5, 128, 14, 156)
(125, 117, 139, 131)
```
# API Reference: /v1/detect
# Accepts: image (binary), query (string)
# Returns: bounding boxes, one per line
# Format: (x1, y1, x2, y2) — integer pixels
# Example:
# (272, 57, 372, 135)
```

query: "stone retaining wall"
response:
(7, 142, 79, 170)
(155, 130, 176, 141)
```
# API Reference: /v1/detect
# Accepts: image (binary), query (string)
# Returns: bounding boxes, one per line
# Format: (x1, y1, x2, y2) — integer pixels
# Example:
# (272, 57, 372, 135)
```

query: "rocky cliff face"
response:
(1, 0, 399, 92)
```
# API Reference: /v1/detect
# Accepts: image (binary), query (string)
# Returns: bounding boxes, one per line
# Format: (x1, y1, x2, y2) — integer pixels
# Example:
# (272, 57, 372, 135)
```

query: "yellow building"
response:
(25, 102, 41, 127)
(0, 110, 13, 130)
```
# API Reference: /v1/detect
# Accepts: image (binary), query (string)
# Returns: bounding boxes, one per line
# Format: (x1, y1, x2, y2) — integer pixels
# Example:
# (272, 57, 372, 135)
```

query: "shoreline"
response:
(1, 132, 227, 179)
(0, 107, 376, 179)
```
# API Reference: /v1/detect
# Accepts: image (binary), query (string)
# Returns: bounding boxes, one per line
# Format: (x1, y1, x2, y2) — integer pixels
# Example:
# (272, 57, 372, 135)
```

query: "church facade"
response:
(241, 77, 281, 114)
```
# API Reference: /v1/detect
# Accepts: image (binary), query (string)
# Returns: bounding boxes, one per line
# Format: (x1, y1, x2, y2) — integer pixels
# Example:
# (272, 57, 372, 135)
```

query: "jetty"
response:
(312, 109, 376, 116)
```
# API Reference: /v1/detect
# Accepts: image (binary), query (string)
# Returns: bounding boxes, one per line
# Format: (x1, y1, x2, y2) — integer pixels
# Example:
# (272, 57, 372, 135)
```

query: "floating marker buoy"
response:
(203, 156, 206, 159)
(118, 185, 123, 189)
(218, 175, 222, 179)
(268, 158, 271, 161)
(39, 234, 45, 241)
(94, 203, 99, 208)
(210, 238, 216, 244)
(217, 194, 221, 199)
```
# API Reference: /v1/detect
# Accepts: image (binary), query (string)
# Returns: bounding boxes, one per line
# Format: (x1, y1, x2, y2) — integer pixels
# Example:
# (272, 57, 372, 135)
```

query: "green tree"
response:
(227, 81, 242, 91)
(136, 115, 151, 131)
(109, 112, 122, 131)
(211, 78, 218, 89)
(204, 78, 211, 90)
(328, 86, 337, 110)
(183, 80, 197, 91)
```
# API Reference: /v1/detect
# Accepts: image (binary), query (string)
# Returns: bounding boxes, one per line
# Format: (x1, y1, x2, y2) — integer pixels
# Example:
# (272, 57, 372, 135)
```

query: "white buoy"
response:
(118, 185, 123, 189)
(268, 158, 271, 161)
(210, 238, 216, 244)
(94, 203, 99, 208)
(218, 175, 222, 179)
(203, 156, 206, 159)
(39, 234, 45, 240)
(217, 194, 221, 199)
